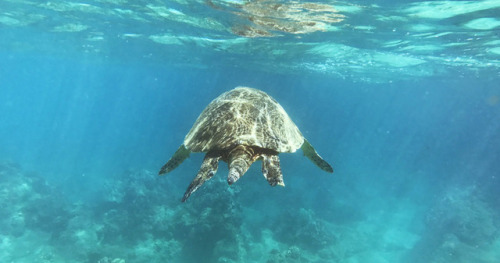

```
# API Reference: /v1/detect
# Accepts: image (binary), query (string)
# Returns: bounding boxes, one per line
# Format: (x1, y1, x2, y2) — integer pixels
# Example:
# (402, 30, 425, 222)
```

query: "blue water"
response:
(1, 0, 500, 262)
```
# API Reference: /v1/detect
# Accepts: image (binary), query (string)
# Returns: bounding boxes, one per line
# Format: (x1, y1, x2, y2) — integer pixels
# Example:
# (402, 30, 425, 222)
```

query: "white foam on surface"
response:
(0, 0, 498, 82)
(404, 0, 500, 19)
(464, 18, 500, 30)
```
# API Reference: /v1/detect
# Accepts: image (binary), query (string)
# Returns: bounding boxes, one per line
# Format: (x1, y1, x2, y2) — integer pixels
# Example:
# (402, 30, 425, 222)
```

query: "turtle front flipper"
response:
(301, 139, 334, 173)
(261, 154, 284, 186)
(182, 153, 221, 202)
(159, 144, 191, 175)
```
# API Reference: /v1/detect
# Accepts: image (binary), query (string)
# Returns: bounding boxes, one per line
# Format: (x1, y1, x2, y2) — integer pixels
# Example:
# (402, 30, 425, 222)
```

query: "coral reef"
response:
(405, 185, 500, 262)
(97, 169, 244, 262)
(0, 162, 247, 262)
(274, 207, 336, 250)
(425, 185, 498, 246)
(3, 159, 498, 263)
(0, 161, 381, 262)
(97, 257, 125, 263)
(0, 161, 70, 238)
(266, 246, 308, 263)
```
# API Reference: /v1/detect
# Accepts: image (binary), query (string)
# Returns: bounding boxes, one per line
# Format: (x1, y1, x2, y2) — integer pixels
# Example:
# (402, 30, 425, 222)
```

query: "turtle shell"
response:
(184, 87, 304, 153)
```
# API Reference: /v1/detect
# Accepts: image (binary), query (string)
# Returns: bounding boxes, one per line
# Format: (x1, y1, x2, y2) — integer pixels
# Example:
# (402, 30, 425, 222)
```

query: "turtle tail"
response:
(227, 145, 256, 185)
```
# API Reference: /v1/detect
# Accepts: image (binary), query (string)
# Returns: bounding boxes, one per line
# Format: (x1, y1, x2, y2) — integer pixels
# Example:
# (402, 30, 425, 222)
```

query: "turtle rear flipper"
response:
(159, 144, 191, 175)
(182, 154, 220, 202)
(301, 139, 333, 173)
(261, 154, 284, 186)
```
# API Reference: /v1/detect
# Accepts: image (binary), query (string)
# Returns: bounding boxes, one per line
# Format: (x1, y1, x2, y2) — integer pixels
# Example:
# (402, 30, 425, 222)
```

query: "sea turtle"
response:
(159, 87, 333, 202)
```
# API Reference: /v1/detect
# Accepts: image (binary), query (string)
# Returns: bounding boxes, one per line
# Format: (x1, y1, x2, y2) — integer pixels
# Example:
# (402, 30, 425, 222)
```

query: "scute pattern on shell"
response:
(184, 87, 304, 153)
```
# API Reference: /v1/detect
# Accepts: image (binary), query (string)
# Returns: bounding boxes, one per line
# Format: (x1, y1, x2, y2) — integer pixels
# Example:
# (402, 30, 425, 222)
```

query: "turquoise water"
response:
(1, 0, 500, 262)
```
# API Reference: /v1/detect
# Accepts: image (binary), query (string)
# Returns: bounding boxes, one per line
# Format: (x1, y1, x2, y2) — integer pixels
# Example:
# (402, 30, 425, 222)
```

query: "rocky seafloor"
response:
(1, 160, 499, 263)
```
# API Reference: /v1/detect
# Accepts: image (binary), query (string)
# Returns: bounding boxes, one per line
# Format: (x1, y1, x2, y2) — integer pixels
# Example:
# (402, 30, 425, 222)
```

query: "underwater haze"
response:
(1, 0, 500, 262)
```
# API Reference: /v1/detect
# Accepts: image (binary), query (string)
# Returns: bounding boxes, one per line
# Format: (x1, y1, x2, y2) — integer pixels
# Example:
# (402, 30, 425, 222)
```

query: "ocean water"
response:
(1, 0, 500, 262)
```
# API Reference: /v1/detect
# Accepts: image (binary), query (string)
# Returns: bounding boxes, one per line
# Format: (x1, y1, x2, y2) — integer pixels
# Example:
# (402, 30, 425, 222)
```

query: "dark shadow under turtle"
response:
(159, 87, 333, 202)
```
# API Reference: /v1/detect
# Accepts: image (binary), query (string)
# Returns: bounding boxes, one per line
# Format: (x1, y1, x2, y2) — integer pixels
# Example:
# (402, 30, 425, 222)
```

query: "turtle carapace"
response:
(159, 87, 333, 202)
